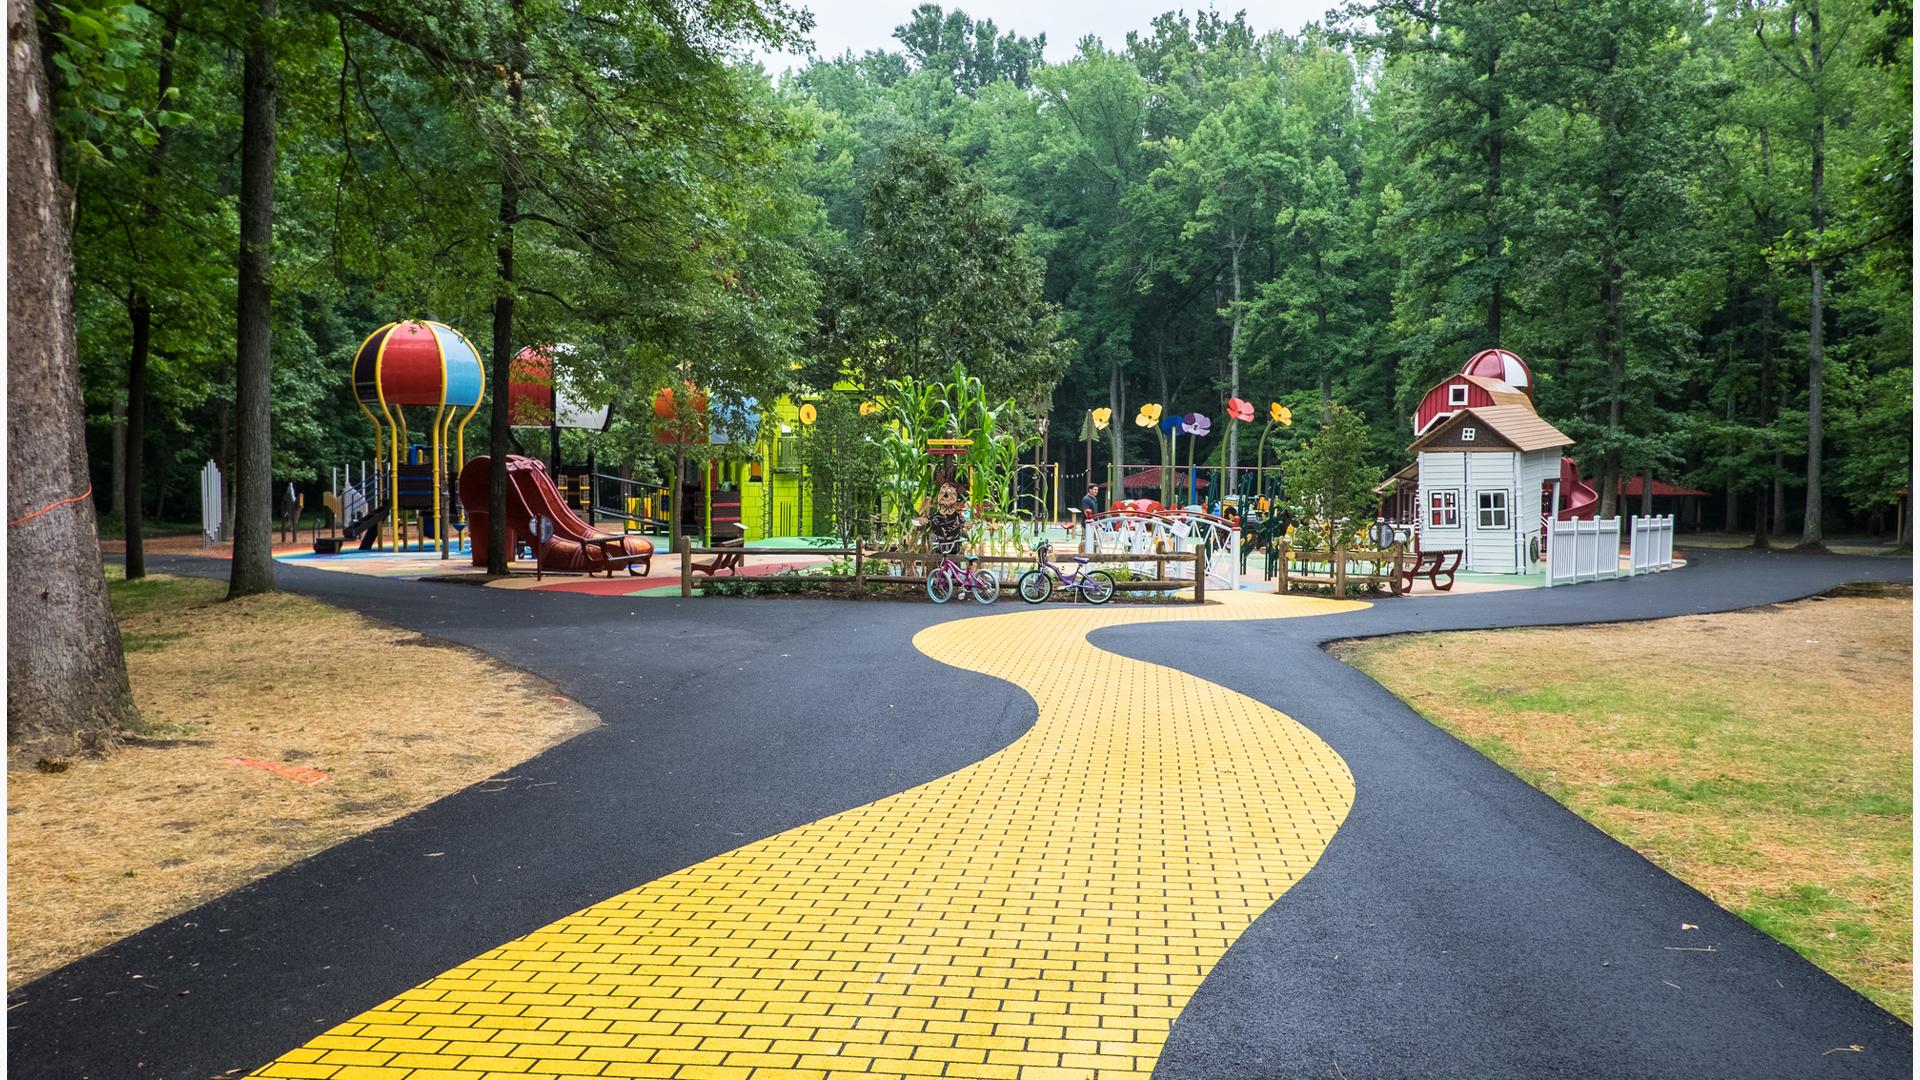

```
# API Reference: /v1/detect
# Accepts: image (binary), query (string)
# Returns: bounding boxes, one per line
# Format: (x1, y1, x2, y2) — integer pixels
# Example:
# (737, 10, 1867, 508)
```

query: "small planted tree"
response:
(801, 395, 891, 546)
(1281, 402, 1384, 551)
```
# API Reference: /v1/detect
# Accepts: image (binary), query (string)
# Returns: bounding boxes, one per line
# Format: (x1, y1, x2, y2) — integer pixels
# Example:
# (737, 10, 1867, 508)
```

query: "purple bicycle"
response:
(926, 542, 1000, 605)
(1017, 540, 1117, 604)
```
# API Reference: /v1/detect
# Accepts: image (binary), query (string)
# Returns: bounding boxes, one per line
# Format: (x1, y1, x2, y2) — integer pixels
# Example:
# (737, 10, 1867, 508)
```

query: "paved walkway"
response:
(10, 548, 1913, 1080)
(252, 593, 1360, 1080)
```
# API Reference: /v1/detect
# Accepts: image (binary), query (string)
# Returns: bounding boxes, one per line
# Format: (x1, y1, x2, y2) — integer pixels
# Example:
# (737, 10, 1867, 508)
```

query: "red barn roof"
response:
(1120, 467, 1208, 490)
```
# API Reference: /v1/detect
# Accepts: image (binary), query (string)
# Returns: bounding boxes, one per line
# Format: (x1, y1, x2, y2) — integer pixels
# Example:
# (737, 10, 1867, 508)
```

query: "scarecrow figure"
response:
(916, 469, 969, 555)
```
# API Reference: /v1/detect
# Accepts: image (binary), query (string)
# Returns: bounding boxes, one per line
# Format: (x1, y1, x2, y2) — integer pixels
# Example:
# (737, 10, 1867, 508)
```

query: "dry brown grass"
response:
(6, 571, 598, 988)
(1341, 584, 1913, 1020)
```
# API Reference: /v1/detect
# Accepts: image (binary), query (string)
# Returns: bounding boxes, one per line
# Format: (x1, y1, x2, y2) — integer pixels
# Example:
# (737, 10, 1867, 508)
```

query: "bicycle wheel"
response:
(970, 568, 999, 605)
(926, 567, 955, 604)
(1017, 569, 1054, 604)
(1084, 570, 1117, 605)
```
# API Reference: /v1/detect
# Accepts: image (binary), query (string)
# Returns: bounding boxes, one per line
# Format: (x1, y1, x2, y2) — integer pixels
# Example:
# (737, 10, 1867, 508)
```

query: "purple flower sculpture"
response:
(1182, 412, 1212, 437)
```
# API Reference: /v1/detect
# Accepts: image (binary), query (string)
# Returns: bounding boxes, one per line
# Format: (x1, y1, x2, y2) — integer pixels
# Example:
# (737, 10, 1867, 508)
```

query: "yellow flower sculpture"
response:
(1270, 402, 1292, 426)
(1135, 403, 1163, 427)
(1091, 407, 1112, 430)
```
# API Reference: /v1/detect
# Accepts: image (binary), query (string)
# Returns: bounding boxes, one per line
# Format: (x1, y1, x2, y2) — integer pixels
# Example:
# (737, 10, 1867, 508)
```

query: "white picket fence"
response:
(1545, 516, 1620, 587)
(200, 460, 223, 543)
(1629, 514, 1677, 573)
(1545, 513, 1679, 587)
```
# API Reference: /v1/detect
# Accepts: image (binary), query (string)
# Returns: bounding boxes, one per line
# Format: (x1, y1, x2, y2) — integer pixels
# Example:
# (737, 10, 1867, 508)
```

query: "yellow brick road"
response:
(252, 591, 1362, 1080)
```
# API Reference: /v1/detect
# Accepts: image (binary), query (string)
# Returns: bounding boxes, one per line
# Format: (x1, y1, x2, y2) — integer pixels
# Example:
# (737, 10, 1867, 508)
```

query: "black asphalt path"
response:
(8, 547, 1913, 1079)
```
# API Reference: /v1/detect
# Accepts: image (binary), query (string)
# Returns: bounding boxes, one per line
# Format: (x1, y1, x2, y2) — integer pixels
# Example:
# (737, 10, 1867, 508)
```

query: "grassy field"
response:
(6, 570, 599, 987)
(1341, 584, 1913, 1020)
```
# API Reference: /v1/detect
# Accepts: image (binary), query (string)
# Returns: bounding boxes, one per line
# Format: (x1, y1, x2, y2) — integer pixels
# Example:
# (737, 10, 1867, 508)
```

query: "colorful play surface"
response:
(246, 589, 1362, 1080)
(273, 530, 1678, 601)
(274, 537, 845, 598)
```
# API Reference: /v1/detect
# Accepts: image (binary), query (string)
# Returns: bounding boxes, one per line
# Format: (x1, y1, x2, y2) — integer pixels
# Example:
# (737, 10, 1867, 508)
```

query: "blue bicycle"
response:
(1017, 540, 1117, 604)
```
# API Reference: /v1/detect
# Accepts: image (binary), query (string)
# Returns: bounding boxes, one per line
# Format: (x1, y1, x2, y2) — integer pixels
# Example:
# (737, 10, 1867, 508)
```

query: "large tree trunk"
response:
(1755, 284, 1775, 548)
(1801, 3, 1826, 547)
(123, 5, 181, 583)
(110, 398, 126, 515)
(228, 0, 277, 597)
(125, 296, 150, 579)
(7, 0, 140, 751)
(487, 17, 525, 576)
(1802, 259, 1825, 546)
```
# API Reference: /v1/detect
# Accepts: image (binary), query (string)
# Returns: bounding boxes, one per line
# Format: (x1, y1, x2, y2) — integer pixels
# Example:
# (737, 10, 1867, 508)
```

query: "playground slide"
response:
(459, 455, 653, 574)
(1558, 456, 1599, 519)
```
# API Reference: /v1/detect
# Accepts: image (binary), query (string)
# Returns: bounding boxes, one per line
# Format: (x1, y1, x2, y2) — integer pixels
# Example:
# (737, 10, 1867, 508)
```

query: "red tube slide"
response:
(459, 455, 653, 574)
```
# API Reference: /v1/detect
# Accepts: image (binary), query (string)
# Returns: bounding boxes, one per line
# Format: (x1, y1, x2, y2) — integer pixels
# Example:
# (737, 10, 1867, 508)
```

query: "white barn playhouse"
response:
(1382, 349, 1606, 576)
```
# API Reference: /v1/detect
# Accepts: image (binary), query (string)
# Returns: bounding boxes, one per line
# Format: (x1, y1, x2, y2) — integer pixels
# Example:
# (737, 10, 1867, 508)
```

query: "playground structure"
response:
(459, 454, 653, 576)
(1376, 348, 1602, 575)
(349, 320, 486, 558)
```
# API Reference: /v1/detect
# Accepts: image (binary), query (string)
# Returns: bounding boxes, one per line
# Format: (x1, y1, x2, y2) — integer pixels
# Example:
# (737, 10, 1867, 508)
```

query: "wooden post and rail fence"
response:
(678, 536, 1207, 603)
(1274, 541, 1406, 599)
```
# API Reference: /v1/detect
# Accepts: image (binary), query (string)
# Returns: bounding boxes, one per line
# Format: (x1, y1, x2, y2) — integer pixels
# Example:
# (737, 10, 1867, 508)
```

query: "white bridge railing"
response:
(1086, 508, 1240, 593)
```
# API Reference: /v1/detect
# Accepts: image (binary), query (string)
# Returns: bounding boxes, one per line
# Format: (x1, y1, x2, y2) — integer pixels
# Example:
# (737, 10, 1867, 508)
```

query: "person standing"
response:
(1078, 484, 1100, 550)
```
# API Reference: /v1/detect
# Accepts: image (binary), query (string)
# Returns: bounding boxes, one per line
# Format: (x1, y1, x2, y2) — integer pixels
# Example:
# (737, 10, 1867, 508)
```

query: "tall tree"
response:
(228, 0, 277, 596)
(8, 0, 139, 750)
(1755, 0, 1839, 545)
(816, 136, 1072, 400)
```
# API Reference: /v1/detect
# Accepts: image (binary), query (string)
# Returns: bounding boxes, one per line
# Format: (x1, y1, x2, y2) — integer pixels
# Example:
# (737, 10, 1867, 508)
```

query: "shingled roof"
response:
(1408, 405, 1573, 454)
(1459, 375, 1533, 409)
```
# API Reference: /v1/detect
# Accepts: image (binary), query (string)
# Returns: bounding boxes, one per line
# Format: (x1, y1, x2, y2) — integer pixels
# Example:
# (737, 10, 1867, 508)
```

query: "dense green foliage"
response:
(50, 0, 1910, 544)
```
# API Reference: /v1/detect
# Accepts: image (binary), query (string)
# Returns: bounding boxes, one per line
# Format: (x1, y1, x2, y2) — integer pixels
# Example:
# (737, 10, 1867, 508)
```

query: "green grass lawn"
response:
(1342, 586, 1913, 1020)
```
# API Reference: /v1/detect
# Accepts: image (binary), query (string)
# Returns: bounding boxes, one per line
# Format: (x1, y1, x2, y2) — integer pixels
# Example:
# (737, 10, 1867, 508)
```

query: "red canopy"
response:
(1619, 477, 1707, 498)
(1120, 467, 1209, 491)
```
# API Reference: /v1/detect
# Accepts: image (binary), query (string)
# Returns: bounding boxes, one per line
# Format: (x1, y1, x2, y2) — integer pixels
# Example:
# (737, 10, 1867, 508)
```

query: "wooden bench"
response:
(690, 535, 747, 576)
(584, 536, 653, 577)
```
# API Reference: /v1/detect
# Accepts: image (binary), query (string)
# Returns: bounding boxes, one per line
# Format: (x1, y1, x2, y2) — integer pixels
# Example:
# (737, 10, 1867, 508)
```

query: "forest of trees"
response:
(37, 0, 1918, 569)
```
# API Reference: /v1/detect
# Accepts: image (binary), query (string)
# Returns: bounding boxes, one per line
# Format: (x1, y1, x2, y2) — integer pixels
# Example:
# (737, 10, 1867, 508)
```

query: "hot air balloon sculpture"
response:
(351, 320, 486, 556)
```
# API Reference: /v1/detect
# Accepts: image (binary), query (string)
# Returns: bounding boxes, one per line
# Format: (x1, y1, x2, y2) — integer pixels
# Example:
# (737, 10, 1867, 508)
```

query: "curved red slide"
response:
(1557, 456, 1599, 520)
(459, 455, 653, 574)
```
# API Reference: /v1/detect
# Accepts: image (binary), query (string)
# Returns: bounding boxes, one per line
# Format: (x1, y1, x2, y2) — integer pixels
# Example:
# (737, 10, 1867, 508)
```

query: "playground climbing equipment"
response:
(350, 320, 486, 558)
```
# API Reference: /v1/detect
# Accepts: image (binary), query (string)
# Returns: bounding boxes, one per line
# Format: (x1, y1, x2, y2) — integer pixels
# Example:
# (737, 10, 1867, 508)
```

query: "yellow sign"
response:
(798, 403, 817, 425)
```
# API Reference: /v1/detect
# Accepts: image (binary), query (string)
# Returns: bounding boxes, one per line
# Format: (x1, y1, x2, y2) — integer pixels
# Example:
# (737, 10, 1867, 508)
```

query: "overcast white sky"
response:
(756, 0, 1336, 78)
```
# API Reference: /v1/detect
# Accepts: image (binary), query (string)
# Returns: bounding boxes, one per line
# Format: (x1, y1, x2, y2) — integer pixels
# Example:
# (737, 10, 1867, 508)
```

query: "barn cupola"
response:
(1459, 348, 1532, 399)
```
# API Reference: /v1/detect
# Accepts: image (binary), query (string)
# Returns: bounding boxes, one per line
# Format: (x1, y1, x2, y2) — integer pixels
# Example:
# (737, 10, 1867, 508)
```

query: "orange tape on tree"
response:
(8, 484, 93, 528)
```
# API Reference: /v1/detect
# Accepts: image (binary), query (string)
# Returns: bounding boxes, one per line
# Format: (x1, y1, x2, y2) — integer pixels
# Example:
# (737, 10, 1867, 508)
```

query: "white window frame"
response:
(1428, 489, 1461, 529)
(1461, 426, 1477, 442)
(1477, 489, 1510, 530)
(1448, 383, 1470, 406)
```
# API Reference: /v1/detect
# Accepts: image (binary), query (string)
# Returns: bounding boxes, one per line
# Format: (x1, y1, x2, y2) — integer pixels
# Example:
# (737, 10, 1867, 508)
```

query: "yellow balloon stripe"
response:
(252, 590, 1361, 1080)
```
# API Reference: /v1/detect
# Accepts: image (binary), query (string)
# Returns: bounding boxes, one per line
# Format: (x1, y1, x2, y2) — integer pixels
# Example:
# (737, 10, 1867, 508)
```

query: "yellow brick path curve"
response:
(254, 591, 1363, 1080)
